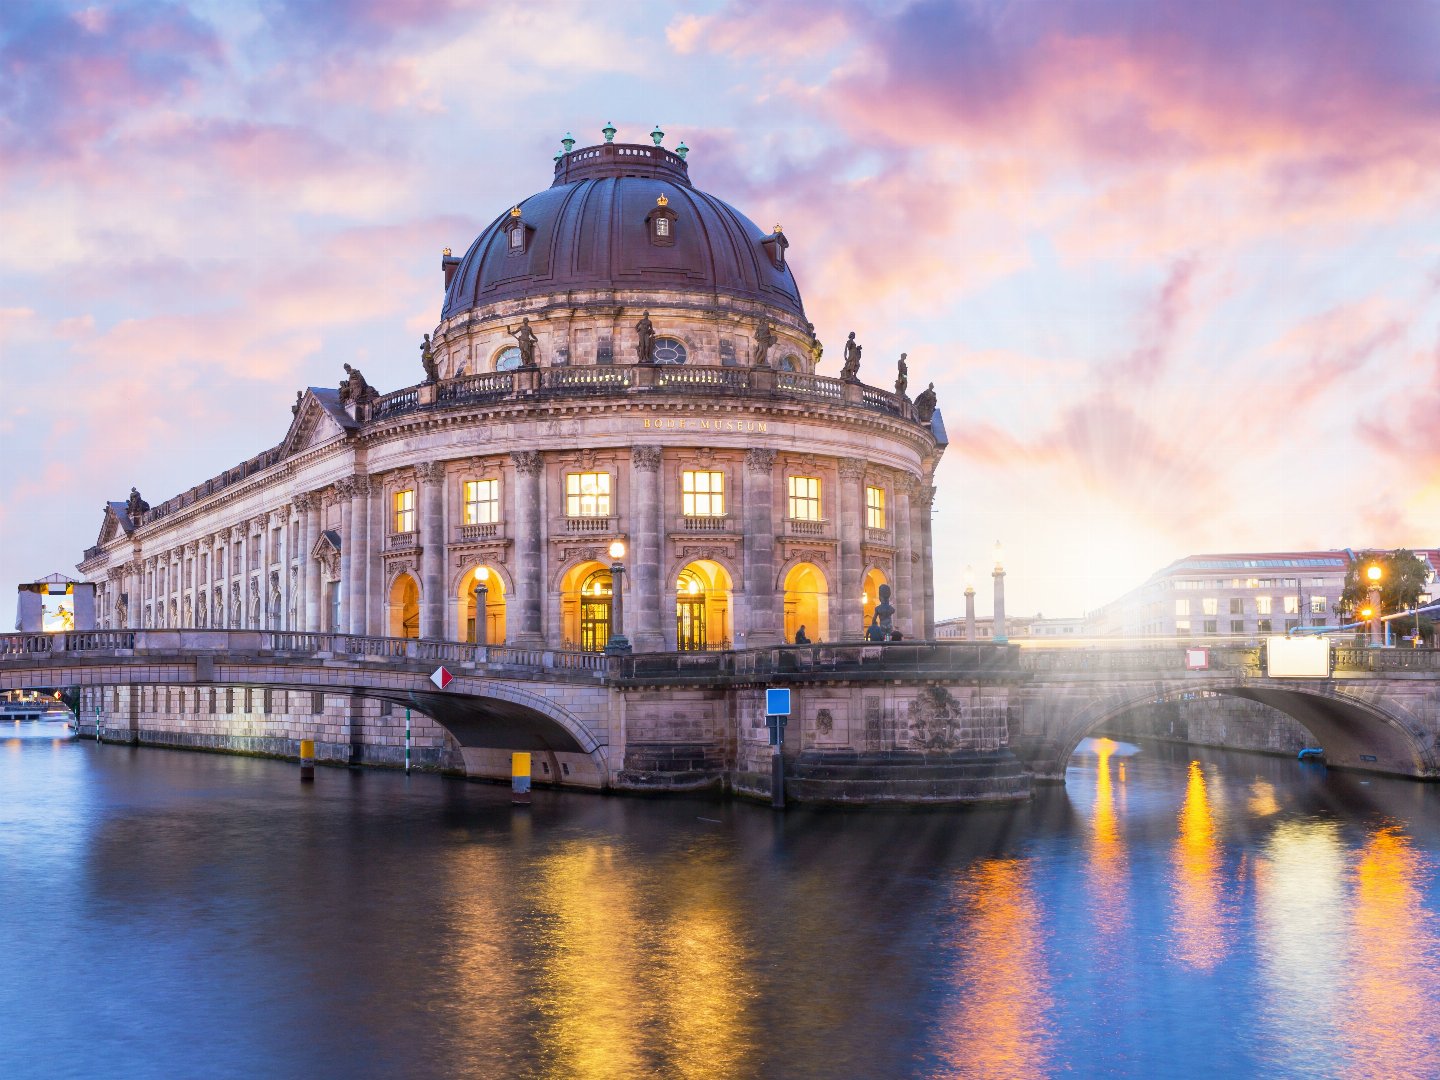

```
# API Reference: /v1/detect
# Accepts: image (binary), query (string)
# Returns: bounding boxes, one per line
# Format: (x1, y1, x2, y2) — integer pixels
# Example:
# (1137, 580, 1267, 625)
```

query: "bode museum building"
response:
(75, 128, 949, 775)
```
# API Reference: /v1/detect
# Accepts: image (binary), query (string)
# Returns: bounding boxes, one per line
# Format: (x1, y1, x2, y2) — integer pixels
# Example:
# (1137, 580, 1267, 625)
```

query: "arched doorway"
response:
(675, 559, 733, 650)
(783, 562, 830, 643)
(559, 561, 612, 652)
(861, 567, 889, 634)
(388, 573, 420, 639)
(458, 565, 507, 644)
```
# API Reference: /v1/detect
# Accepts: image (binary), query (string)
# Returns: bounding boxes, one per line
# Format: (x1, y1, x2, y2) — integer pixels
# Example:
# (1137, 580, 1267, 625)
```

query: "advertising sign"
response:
(1265, 636, 1332, 678)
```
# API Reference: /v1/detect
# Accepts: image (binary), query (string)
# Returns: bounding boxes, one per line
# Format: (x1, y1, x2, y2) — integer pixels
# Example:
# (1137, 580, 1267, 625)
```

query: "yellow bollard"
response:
(300, 739, 315, 782)
(511, 752, 531, 805)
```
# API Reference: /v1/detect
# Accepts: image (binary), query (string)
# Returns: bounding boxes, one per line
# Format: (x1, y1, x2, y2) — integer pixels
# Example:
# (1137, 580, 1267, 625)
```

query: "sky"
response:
(1, 0, 1437, 623)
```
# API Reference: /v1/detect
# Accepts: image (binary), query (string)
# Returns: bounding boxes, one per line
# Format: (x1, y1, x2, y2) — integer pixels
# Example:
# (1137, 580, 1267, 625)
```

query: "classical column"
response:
(965, 577, 977, 641)
(251, 514, 270, 629)
(907, 485, 927, 640)
(838, 457, 866, 641)
(920, 483, 937, 639)
(334, 478, 356, 634)
(992, 546, 1007, 644)
(291, 494, 310, 631)
(365, 478, 385, 636)
(742, 448, 780, 647)
(347, 476, 371, 636)
(894, 476, 915, 638)
(273, 510, 289, 629)
(510, 451, 545, 647)
(629, 446, 664, 651)
(416, 462, 447, 640)
(300, 494, 322, 631)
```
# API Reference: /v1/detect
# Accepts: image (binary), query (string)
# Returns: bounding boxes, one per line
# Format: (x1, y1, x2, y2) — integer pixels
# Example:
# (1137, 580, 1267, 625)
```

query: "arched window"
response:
(779, 354, 799, 371)
(652, 337, 687, 364)
(495, 346, 522, 371)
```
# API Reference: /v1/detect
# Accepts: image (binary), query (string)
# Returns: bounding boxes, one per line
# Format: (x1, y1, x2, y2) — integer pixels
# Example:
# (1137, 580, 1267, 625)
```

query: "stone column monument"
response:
(992, 544, 1007, 643)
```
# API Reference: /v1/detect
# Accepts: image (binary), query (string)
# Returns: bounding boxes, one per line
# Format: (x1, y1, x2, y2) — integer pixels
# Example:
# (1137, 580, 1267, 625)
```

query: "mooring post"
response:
(95, 704, 102, 743)
(300, 738, 315, 782)
(511, 752, 531, 806)
(771, 746, 785, 810)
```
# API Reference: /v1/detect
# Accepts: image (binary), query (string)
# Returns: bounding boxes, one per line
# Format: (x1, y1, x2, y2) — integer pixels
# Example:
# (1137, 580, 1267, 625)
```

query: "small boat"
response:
(1297, 747, 1325, 762)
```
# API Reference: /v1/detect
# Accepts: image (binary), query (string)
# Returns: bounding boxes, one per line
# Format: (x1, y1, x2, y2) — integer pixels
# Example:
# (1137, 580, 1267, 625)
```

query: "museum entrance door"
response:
(676, 568, 707, 651)
(578, 569, 612, 652)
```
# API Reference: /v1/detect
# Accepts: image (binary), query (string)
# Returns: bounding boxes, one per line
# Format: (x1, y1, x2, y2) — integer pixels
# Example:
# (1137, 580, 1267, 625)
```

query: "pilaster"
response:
(511, 450, 545, 646)
(629, 446, 665, 651)
(742, 448, 780, 647)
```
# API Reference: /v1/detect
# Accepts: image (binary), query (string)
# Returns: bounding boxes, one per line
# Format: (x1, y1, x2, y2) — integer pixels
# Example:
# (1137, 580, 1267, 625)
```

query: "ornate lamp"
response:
(602, 121, 616, 143)
(605, 540, 631, 654)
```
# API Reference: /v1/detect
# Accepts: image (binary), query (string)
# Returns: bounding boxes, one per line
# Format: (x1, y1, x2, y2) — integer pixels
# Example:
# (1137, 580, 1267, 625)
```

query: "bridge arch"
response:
(1043, 679, 1436, 780)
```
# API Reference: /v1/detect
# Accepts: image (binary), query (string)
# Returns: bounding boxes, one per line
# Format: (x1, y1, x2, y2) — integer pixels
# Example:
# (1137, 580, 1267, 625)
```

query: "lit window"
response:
(788, 476, 821, 521)
(682, 470, 725, 517)
(464, 479, 499, 525)
(1257, 596, 1272, 615)
(1202, 597, 1218, 616)
(1175, 599, 1190, 617)
(1175, 620, 1191, 634)
(656, 217, 670, 237)
(566, 472, 611, 517)
(652, 336, 687, 364)
(393, 489, 415, 534)
(866, 485, 885, 529)
(495, 347, 521, 371)
(509, 227, 523, 249)
(1310, 596, 1327, 614)
(1283, 595, 1299, 615)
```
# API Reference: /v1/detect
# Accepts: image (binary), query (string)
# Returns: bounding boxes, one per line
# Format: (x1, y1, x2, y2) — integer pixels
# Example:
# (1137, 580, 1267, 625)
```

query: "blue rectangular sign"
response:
(765, 688, 791, 717)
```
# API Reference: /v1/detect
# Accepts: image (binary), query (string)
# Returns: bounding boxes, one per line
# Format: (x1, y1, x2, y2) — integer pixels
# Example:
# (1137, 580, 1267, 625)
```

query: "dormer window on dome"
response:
(503, 206, 532, 256)
(646, 193, 678, 247)
(761, 224, 788, 270)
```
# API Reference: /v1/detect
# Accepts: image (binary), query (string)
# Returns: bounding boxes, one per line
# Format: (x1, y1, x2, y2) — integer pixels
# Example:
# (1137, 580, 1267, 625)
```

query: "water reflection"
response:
(1170, 761, 1229, 970)
(1255, 819, 1346, 1067)
(1088, 738, 1129, 940)
(1340, 824, 1440, 1078)
(935, 858, 1053, 1079)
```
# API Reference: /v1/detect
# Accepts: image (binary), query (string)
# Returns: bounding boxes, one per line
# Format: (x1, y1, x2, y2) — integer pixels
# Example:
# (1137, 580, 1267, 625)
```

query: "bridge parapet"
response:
(1017, 646, 1259, 675)
(615, 641, 1018, 685)
(1332, 647, 1440, 672)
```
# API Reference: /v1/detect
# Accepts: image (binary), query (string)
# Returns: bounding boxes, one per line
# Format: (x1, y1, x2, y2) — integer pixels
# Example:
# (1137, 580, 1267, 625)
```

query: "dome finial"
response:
(510, 205, 523, 218)
(773, 223, 783, 234)
(657, 193, 669, 207)
(650, 123, 665, 147)
(561, 131, 576, 154)
(602, 121, 616, 143)
(442, 246, 452, 256)
(675, 140, 688, 160)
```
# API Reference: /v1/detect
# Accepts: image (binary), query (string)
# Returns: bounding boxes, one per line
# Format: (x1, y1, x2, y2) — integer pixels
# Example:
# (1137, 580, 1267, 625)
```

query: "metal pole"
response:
(95, 704, 101, 742)
(405, 708, 411, 774)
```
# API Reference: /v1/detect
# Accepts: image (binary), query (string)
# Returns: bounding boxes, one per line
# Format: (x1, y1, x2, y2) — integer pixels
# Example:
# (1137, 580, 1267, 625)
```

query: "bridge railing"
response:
(1333, 647, 1440, 672)
(615, 641, 1014, 682)
(1016, 646, 1260, 674)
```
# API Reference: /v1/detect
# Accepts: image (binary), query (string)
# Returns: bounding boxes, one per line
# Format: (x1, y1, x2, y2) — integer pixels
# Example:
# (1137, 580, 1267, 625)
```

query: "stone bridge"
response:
(3, 632, 1436, 801)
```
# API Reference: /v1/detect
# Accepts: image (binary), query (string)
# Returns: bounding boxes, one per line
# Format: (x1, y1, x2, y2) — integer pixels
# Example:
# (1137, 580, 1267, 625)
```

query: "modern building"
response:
(77, 129, 946, 658)
(935, 613, 1086, 641)
(1082, 549, 1438, 642)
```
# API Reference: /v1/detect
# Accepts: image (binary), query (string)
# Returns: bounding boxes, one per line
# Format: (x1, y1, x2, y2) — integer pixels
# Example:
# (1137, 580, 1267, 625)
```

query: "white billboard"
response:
(1266, 636, 1332, 678)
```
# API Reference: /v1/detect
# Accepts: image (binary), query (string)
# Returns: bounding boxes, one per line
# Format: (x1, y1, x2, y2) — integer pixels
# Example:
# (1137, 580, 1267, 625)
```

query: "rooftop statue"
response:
(339, 363, 378, 405)
(635, 311, 656, 364)
(914, 382, 937, 423)
(840, 331, 861, 382)
(752, 318, 776, 367)
(507, 317, 539, 368)
(292, 390, 303, 418)
(420, 334, 439, 384)
(895, 353, 908, 398)
(125, 487, 150, 517)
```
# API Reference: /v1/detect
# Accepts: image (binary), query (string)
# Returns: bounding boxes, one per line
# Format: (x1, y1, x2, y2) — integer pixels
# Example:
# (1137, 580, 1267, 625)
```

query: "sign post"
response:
(405, 708, 411, 774)
(765, 688, 791, 810)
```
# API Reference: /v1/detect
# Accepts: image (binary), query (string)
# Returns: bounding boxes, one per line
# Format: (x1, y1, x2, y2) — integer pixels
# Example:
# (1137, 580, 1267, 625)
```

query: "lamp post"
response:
(992, 542, 1008, 644)
(964, 564, 976, 641)
(473, 566, 489, 647)
(1365, 562, 1383, 647)
(605, 540, 631, 654)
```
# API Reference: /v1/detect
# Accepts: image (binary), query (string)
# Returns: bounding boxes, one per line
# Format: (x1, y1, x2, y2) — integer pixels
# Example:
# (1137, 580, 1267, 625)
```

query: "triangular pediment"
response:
(281, 389, 354, 459)
(311, 529, 342, 560)
(96, 502, 134, 547)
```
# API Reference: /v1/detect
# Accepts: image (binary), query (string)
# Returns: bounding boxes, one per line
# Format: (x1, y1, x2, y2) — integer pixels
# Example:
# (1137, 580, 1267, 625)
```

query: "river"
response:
(3, 719, 1438, 1079)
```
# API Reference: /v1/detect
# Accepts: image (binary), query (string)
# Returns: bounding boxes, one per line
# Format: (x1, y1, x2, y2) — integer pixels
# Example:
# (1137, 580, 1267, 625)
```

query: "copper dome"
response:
(441, 142, 805, 322)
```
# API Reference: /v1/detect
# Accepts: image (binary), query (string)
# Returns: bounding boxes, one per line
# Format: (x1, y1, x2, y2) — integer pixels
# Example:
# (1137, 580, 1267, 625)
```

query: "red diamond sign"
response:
(430, 666, 454, 690)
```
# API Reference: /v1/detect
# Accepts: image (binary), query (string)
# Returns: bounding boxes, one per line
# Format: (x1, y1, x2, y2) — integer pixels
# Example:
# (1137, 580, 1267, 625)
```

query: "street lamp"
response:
(473, 566, 489, 647)
(1365, 563, 1383, 647)
(605, 539, 631, 654)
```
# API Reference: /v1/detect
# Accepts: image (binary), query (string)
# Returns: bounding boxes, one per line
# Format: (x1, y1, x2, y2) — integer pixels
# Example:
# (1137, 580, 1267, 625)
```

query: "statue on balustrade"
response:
(125, 487, 150, 517)
(420, 333, 439, 384)
(635, 311, 656, 363)
(895, 353, 908, 398)
(752, 318, 776, 367)
(873, 583, 895, 638)
(507, 317, 539, 367)
(913, 382, 937, 422)
(841, 331, 861, 382)
(292, 390, 303, 418)
(339, 363, 378, 405)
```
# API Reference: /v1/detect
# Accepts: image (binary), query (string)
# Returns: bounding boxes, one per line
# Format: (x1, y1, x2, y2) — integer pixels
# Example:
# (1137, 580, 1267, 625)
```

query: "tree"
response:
(1335, 549, 1434, 624)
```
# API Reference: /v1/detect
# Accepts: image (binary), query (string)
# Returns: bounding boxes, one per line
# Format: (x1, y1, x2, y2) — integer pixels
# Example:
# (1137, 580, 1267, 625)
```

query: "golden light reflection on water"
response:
(1340, 825, 1440, 1079)
(1254, 820, 1346, 1062)
(1248, 779, 1280, 818)
(530, 841, 755, 1079)
(1087, 738, 1129, 939)
(937, 858, 1053, 1080)
(1170, 761, 1228, 970)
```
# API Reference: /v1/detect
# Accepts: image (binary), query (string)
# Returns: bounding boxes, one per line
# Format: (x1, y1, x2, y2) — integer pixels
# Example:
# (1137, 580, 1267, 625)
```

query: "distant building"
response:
(1083, 549, 1438, 642)
(14, 573, 95, 633)
(936, 613, 1086, 641)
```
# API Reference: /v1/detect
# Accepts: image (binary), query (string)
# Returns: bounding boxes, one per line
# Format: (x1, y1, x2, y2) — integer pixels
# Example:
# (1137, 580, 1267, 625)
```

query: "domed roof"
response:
(441, 142, 805, 322)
